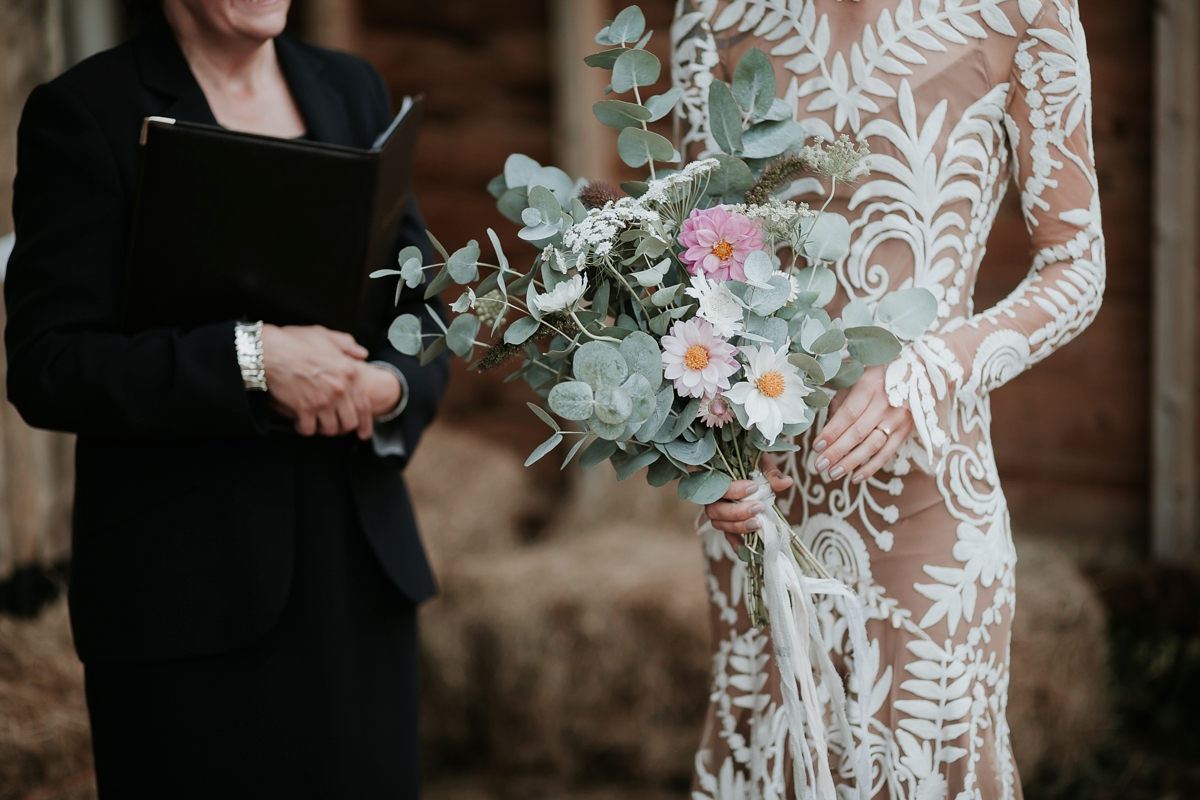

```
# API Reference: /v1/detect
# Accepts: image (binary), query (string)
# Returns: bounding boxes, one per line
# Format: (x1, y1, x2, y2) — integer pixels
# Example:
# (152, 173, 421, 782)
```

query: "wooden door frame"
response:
(1152, 0, 1199, 563)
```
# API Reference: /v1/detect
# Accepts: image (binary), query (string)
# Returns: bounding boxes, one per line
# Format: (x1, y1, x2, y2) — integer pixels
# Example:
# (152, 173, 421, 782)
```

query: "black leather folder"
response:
(121, 97, 422, 344)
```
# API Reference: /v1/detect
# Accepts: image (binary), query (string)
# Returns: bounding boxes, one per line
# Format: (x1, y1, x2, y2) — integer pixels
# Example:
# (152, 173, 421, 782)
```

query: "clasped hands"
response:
(705, 365, 915, 537)
(260, 324, 401, 440)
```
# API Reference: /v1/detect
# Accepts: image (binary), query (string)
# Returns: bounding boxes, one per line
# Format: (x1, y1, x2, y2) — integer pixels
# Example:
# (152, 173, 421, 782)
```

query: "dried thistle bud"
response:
(744, 155, 808, 206)
(480, 341, 520, 371)
(539, 312, 581, 339)
(577, 181, 625, 210)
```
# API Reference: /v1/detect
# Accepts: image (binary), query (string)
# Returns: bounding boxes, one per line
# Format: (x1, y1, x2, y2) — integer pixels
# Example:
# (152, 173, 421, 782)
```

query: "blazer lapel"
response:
(274, 36, 355, 147)
(131, 12, 218, 126)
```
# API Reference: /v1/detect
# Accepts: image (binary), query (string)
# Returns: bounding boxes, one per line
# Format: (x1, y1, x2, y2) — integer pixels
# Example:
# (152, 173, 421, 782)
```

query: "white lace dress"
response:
(672, 1, 1104, 798)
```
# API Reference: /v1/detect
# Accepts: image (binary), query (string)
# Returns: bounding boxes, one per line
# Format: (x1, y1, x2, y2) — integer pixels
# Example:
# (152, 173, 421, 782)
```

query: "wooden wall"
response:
(352, 0, 1154, 565)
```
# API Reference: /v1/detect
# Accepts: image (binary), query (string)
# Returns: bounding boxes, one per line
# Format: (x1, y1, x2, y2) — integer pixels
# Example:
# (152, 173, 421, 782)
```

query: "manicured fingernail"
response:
(743, 484, 757, 498)
(749, 503, 765, 515)
(814, 440, 828, 453)
(852, 474, 865, 485)
(815, 457, 830, 472)
(830, 466, 845, 480)
(745, 520, 761, 531)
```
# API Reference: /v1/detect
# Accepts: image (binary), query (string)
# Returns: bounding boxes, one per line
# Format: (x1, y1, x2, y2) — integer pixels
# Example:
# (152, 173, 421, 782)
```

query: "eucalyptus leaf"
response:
(615, 448, 661, 481)
(589, 414, 628, 441)
(793, 264, 837, 307)
(525, 433, 564, 467)
(845, 326, 902, 366)
(526, 401, 560, 431)
(445, 313, 480, 357)
(762, 97, 795, 122)
(678, 470, 733, 504)
(636, 387, 675, 443)
(800, 213, 852, 263)
(741, 119, 804, 159)
(387, 314, 423, 356)
(619, 331, 664, 389)
(527, 185, 562, 221)
(618, 127, 679, 168)
(787, 352, 825, 383)
(876, 287, 938, 340)
(607, 5, 646, 44)
(708, 81, 744, 155)
(799, 316, 827, 352)
(662, 398, 702, 442)
(742, 250, 774, 285)
(580, 437, 618, 469)
(591, 281, 612, 317)
(612, 48, 661, 93)
(594, 99, 653, 129)
(548, 381, 596, 421)
(574, 341, 629, 388)
(817, 351, 843, 381)
(732, 48, 777, 119)
(647, 457, 685, 487)
(504, 153, 540, 190)
(759, 316, 790, 350)
(806, 388, 831, 408)
(424, 265, 454, 299)
(504, 316, 541, 345)
(621, 373, 657, 425)
(584, 48, 625, 69)
(496, 187, 529, 225)
(400, 256, 424, 288)
(447, 243, 481, 284)
(828, 358, 865, 390)
(643, 87, 682, 122)
(666, 431, 717, 466)
(420, 335, 448, 366)
(841, 298, 875, 328)
(486, 173, 508, 198)
(810, 328, 847, 355)
(561, 436, 588, 469)
(705, 154, 755, 197)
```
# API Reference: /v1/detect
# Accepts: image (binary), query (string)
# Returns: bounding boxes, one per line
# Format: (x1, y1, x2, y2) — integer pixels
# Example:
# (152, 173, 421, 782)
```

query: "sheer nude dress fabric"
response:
(671, 1, 1104, 798)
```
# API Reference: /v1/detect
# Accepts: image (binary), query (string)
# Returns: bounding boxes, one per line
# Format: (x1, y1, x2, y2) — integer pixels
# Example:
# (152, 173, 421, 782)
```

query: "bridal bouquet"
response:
(375, 5, 935, 631)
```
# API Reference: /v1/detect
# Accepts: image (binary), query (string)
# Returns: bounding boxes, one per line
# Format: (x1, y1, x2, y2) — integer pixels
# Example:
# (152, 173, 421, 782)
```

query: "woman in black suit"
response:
(3, 0, 447, 796)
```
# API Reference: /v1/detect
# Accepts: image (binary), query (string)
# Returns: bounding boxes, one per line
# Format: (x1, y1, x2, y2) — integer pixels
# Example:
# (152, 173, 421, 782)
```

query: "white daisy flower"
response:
(531, 274, 588, 314)
(724, 344, 812, 444)
(683, 274, 746, 339)
(774, 270, 801, 303)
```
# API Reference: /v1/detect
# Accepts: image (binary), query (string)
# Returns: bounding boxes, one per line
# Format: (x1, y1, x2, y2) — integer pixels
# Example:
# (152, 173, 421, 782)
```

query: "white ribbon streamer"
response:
(747, 472, 872, 800)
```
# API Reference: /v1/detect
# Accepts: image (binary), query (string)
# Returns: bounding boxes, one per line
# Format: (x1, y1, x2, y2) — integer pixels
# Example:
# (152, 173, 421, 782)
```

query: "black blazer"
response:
(4, 13, 448, 664)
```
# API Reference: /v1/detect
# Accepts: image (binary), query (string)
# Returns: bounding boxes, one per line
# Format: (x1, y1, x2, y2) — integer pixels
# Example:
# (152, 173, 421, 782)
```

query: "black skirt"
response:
(84, 437, 420, 799)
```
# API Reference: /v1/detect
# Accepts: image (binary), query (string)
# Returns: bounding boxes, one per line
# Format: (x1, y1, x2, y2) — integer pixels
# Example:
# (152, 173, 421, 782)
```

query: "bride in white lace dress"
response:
(676, 1, 1104, 798)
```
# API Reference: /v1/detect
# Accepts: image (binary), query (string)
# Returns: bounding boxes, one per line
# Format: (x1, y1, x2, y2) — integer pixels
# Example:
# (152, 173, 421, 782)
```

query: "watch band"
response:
(234, 320, 268, 392)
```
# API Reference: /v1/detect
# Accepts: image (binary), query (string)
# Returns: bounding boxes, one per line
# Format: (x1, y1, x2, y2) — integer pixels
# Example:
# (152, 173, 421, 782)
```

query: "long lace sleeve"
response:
(884, 0, 1105, 466)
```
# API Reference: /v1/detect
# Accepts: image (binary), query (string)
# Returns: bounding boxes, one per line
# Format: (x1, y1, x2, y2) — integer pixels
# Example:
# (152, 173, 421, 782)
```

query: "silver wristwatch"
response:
(235, 320, 268, 391)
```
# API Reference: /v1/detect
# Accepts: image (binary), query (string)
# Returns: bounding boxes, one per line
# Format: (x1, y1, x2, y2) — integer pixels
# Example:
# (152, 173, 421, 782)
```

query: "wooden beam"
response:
(1151, 0, 1200, 563)
(550, 0, 616, 183)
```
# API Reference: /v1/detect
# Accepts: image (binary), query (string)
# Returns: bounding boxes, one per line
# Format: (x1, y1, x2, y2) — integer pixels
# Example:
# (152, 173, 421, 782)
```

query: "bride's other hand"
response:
(704, 455, 793, 544)
(815, 365, 914, 485)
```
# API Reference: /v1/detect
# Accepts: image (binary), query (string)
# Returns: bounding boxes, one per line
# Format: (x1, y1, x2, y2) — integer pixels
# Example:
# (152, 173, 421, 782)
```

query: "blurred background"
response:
(0, 0, 1198, 798)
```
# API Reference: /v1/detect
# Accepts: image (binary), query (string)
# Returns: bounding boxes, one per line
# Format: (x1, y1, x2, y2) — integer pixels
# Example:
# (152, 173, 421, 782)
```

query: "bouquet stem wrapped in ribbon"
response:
(375, 7, 936, 797)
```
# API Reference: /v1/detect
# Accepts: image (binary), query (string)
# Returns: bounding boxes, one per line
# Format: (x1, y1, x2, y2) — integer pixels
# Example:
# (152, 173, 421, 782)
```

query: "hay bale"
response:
(548, 462, 699, 540)
(1009, 536, 1111, 774)
(407, 423, 540, 568)
(0, 600, 95, 800)
(420, 527, 710, 786)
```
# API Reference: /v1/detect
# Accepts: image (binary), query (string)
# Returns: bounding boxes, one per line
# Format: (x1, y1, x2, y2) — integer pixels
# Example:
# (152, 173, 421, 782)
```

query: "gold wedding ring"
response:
(876, 424, 893, 437)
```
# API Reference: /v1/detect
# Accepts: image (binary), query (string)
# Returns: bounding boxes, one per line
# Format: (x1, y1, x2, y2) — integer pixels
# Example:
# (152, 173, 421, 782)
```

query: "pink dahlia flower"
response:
(699, 393, 737, 428)
(677, 205, 764, 282)
(661, 318, 740, 399)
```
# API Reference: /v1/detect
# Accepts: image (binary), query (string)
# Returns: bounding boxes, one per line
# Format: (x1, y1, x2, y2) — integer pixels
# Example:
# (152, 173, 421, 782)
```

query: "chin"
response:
(224, 0, 291, 40)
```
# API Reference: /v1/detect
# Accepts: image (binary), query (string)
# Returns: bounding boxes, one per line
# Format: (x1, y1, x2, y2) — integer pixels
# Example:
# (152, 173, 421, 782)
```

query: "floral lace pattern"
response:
(675, 1, 1104, 798)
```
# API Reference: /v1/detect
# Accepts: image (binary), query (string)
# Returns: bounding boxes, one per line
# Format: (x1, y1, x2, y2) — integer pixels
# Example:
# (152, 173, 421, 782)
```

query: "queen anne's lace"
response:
(675, 1, 1104, 798)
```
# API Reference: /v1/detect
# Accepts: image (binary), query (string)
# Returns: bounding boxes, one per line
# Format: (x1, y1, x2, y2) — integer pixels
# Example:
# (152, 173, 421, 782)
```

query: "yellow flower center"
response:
(684, 345, 710, 371)
(756, 371, 786, 398)
(712, 240, 735, 261)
